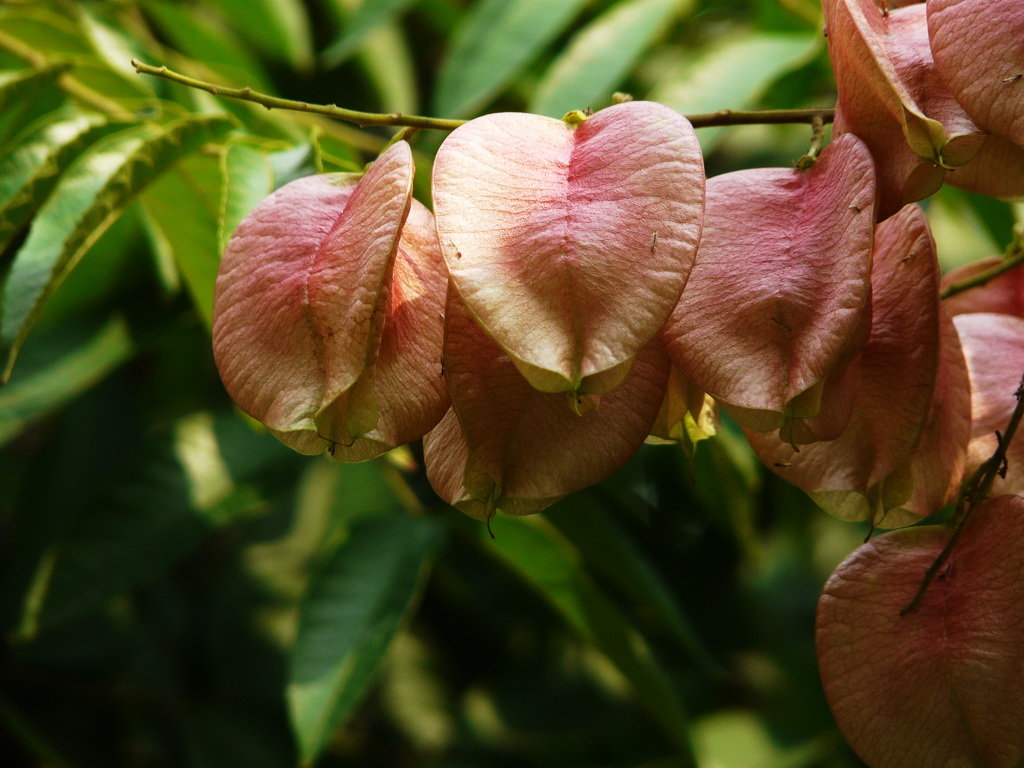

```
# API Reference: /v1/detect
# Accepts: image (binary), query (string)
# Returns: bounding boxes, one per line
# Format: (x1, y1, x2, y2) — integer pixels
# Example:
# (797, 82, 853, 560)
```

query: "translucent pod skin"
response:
(817, 495, 1024, 768)
(942, 258, 1024, 318)
(954, 313, 1024, 497)
(746, 205, 970, 528)
(661, 134, 875, 446)
(424, 289, 670, 520)
(213, 141, 448, 460)
(432, 101, 704, 397)
(929, 0, 1024, 149)
(825, 0, 1024, 219)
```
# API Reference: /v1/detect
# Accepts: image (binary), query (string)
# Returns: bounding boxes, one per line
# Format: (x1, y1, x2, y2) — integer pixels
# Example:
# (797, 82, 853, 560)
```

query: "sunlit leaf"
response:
(353, 20, 419, 114)
(288, 514, 443, 767)
(140, 153, 224, 326)
(73, 4, 144, 79)
(0, 115, 231, 381)
(0, 64, 68, 148)
(0, 10, 152, 106)
(530, 0, 691, 117)
(219, 140, 274, 253)
(648, 31, 820, 151)
(0, 65, 67, 110)
(141, 0, 273, 90)
(433, 0, 590, 117)
(311, 131, 361, 173)
(0, 112, 125, 254)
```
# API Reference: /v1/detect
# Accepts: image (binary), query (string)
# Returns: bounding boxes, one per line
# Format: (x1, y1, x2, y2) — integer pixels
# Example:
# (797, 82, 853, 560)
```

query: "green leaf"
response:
(547, 496, 724, 678)
(0, 696, 75, 768)
(321, 0, 419, 66)
(0, 9, 93, 56)
(483, 515, 696, 756)
(73, 4, 146, 78)
(13, 412, 300, 638)
(0, 65, 68, 110)
(0, 316, 132, 447)
(530, 0, 691, 117)
(140, 152, 224, 327)
(355, 21, 420, 114)
(689, 420, 765, 566)
(269, 142, 319, 187)
(930, 186, 1015, 263)
(648, 30, 820, 150)
(205, 0, 314, 71)
(0, 65, 68, 148)
(141, 0, 273, 91)
(0, 112, 126, 254)
(288, 514, 443, 767)
(219, 140, 274, 253)
(311, 131, 361, 173)
(0, 10, 151, 105)
(0, 115, 231, 381)
(433, 0, 590, 117)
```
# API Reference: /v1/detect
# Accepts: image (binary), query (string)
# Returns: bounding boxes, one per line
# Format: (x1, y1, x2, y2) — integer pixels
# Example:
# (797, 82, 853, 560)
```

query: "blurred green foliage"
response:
(0, 0, 1014, 766)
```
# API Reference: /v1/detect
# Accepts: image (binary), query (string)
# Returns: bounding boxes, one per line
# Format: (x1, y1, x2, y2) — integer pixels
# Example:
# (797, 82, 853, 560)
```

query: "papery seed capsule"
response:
(212, 141, 449, 460)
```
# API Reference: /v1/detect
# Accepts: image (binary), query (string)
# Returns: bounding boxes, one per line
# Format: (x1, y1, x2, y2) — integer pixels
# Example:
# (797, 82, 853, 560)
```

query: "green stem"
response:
(132, 59, 835, 132)
(131, 59, 465, 130)
(941, 232, 1024, 300)
(795, 114, 827, 170)
(901, 370, 1024, 615)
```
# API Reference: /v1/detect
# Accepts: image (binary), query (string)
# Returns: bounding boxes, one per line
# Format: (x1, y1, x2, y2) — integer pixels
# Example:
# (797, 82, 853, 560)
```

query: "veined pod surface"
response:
(212, 141, 448, 460)
(432, 100, 704, 397)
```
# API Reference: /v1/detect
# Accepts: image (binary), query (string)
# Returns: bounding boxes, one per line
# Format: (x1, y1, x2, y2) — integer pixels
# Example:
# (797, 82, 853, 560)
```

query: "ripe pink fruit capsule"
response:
(825, 0, 1024, 217)
(817, 495, 1024, 768)
(929, 0, 1024, 148)
(212, 142, 449, 460)
(432, 101, 704, 398)
(424, 289, 670, 520)
(661, 133, 875, 446)
(746, 205, 970, 527)
(954, 312, 1024, 497)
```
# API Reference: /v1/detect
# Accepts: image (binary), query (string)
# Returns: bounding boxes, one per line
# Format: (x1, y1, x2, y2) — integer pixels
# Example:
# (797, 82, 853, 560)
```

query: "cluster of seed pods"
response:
(213, 0, 1023, 528)
(212, 0, 1024, 763)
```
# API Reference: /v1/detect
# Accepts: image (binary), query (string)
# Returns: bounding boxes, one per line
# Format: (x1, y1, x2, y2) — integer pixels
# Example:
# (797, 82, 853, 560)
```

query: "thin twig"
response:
(901, 371, 1024, 615)
(941, 232, 1024, 300)
(132, 59, 836, 132)
(687, 107, 835, 129)
(131, 59, 466, 131)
